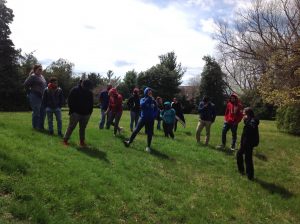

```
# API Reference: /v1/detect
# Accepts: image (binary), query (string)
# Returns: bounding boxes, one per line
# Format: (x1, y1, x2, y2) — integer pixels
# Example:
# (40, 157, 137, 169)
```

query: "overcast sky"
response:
(7, 0, 250, 84)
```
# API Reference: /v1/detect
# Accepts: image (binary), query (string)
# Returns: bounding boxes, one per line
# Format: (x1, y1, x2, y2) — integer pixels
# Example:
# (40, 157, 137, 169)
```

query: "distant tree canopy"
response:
(137, 51, 184, 100)
(199, 56, 226, 114)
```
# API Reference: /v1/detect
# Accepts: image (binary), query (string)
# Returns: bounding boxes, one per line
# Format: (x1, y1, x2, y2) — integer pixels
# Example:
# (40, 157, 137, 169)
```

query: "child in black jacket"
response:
(236, 107, 259, 180)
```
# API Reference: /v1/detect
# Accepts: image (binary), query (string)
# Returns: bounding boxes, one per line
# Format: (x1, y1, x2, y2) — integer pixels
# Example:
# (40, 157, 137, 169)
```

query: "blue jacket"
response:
(198, 101, 216, 122)
(140, 96, 157, 121)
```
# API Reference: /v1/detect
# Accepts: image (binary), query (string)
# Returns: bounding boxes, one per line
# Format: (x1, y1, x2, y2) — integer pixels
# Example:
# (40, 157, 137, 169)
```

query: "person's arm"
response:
(42, 89, 47, 107)
(211, 104, 216, 123)
(198, 102, 205, 113)
(23, 75, 33, 90)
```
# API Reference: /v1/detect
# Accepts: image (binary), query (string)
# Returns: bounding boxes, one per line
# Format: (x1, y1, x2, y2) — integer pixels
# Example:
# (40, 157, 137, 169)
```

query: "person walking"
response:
(63, 80, 94, 147)
(99, 84, 112, 129)
(127, 88, 140, 132)
(123, 87, 158, 153)
(106, 88, 123, 136)
(196, 96, 216, 145)
(23, 64, 47, 130)
(42, 77, 64, 136)
(156, 97, 163, 130)
(236, 107, 259, 180)
(218, 93, 243, 150)
(171, 98, 185, 131)
(161, 101, 176, 139)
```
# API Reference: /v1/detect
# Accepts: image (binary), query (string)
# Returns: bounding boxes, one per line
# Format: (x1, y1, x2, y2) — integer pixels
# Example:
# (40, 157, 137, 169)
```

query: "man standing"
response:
(218, 93, 243, 151)
(63, 80, 93, 147)
(171, 98, 185, 131)
(127, 88, 140, 132)
(123, 87, 158, 153)
(196, 96, 216, 145)
(99, 84, 112, 129)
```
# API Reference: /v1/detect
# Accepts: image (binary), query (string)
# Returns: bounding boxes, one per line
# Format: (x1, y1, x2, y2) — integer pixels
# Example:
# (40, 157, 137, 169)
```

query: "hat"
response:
(144, 87, 152, 96)
(82, 80, 93, 89)
(164, 101, 171, 106)
(109, 88, 118, 96)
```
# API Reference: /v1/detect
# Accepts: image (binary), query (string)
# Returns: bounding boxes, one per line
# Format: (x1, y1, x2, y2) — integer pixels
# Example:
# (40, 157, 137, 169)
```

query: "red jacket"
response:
(108, 94, 123, 113)
(224, 94, 243, 124)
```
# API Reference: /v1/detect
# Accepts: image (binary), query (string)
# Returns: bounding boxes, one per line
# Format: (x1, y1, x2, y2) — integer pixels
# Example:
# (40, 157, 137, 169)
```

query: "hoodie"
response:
(140, 87, 158, 121)
(224, 93, 243, 124)
(241, 117, 260, 148)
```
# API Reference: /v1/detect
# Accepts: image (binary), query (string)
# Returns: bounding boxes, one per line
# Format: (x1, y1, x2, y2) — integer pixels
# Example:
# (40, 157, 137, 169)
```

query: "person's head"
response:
(144, 87, 152, 97)
(243, 107, 255, 120)
(133, 88, 139, 95)
(49, 77, 58, 84)
(173, 98, 177, 103)
(164, 101, 171, 109)
(81, 79, 93, 90)
(156, 96, 162, 104)
(203, 96, 210, 103)
(229, 93, 238, 103)
(33, 64, 43, 75)
(107, 84, 112, 91)
(108, 88, 118, 96)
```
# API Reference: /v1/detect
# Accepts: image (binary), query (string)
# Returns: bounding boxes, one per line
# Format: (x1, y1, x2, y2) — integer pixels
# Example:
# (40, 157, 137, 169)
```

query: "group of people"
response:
(24, 64, 259, 181)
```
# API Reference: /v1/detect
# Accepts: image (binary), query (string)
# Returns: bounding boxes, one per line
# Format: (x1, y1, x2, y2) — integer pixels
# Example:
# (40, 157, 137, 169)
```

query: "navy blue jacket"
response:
(198, 101, 216, 122)
(68, 85, 93, 115)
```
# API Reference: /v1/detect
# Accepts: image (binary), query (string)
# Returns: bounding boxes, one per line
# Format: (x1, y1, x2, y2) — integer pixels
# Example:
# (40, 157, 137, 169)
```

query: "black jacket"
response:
(68, 85, 93, 115)
(127, 94, 140, 113)
(241, 117, 260, 148)
(42, 87, 64, 109)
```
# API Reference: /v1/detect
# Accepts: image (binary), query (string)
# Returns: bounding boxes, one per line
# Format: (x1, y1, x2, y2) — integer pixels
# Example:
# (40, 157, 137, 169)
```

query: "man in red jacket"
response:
(218, 93, 243, 151)
(106, 88, 123, 136)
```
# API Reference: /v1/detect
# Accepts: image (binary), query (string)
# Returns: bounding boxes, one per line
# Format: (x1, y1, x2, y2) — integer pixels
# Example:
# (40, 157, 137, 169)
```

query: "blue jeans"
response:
(46, 107, 62, 134)
(99, 108, 108, 129)
(28, 92, 44, 129)
(107, 111, 123, 135)
(129, 118, 154, 147)
(130, 111, 140, 131)
(222, 122, 238, 148)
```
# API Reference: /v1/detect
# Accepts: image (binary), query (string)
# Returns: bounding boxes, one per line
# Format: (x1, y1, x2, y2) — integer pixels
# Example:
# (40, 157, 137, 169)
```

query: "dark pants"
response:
(237, 145, 254, 179)
(129, 118, 154, 147)
(163, 122, 174, 139)
(222, 122, 238, 148)
(64, 113, 90, 142)
(107, 111, 122, 135)
(174, 120, 178, 132)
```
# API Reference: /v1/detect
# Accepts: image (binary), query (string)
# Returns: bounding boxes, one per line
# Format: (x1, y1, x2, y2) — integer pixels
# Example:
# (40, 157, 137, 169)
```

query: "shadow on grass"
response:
(255, 178, 293, 199)
(150, 148, 175, 161)
(254, 152, 268, 161)
(206, 144, 235, 156)
(75, 145, 109, 163)
(184, 131, 192, 136)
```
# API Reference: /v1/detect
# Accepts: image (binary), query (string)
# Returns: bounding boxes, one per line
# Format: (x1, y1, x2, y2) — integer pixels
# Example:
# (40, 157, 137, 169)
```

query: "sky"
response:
(7, 0, 250, 84)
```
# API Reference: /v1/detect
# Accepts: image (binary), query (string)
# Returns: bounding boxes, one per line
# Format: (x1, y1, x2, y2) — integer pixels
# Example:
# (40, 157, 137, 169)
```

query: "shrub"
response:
(276, 104, 300, 135)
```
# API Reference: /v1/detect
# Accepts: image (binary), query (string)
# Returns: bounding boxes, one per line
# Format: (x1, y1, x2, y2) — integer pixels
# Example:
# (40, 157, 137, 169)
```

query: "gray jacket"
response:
(24, 74, 47, 97)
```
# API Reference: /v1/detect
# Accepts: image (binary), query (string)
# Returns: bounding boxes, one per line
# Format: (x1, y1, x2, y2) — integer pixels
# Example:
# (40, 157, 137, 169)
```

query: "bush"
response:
(276, 104, 300, 135)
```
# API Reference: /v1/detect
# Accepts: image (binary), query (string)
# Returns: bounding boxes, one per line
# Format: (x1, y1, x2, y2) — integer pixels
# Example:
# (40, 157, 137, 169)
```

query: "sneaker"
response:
(63, 139, 69, 146)
(123, 140, 130, 147)
(118, 127, 124, 134)
(145, 147, 151, 153)
(216, 145, 225, 150)
(230, 147, 235, 151)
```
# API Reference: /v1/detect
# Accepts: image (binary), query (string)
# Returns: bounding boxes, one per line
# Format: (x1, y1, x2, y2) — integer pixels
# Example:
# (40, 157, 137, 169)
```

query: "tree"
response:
(123, 70, 138, 93)
(18, 51, 38, 80)
(137, 51, 184, 100)
(0, 0, 26, 111)
(199, 56, 227, 114)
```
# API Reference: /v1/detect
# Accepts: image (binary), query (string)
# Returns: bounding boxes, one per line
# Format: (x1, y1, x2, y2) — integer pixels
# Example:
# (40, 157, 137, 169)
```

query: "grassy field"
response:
(0, 110, 299, 224)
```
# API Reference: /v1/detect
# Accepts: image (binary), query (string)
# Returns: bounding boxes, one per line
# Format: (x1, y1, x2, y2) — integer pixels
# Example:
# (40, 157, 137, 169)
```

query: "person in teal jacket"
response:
(161, 101, 176, 139)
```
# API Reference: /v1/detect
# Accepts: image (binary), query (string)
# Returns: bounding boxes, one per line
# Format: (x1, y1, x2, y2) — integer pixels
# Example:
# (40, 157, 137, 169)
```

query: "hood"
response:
(109, 88, 118, 96)
(144, 87, 151, 96)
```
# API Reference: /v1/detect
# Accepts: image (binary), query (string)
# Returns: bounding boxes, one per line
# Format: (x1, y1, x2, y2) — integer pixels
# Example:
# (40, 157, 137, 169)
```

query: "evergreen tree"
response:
(0, 0, 26, 110)
(199, 56, 226, 114)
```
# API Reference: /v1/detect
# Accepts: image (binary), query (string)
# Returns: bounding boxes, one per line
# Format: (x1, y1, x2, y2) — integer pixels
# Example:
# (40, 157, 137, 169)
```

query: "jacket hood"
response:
(109, 88, 118, 96)
(144, 87, 151, 96)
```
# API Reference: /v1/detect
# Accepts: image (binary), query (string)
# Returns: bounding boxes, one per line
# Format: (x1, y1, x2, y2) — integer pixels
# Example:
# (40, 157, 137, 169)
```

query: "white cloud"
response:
(7, 0, 216, 82)
(199, 18, 217, 33)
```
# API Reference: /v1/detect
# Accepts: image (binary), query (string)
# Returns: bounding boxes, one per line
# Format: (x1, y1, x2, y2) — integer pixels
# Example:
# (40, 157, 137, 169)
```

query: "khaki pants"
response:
(196, 120, 212, 145)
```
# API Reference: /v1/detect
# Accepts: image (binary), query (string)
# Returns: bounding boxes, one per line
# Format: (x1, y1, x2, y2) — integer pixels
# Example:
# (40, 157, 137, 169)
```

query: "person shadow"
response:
(254, 152, 268, 161)
(150, 148, 175, 161)
(255, 178, 294, 199)
(75, 145, 109, 163)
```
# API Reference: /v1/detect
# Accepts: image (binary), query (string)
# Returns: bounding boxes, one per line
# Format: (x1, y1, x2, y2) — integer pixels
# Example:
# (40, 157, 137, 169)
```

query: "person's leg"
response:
(221, 122, 230, 146)
(128, 118, 145, 143)
(174, 120, 178, 132)
(163, 122, 168, 137)
(54, 108, 62, 136)
(146, 120, 154, 147)
(169, 124, 174, 139)
(64, 113, 80, 142)
(130, 111, 135, 132)
(39, 104, 46, 130)
(196, 120, 205, 143)
(114, 112, 122, 135)
(231, 124, 238, 149)
(236, 146, 245, 175)
(79, 114, 91, 144)
(28, 93, 41, 129)
(46, 108, 54, 134)
(99, 109, 106, 129)
(106, 112, 114, 130)
(245, 146, 254, 180)
(157, 119, 161, 130)
(204, 121, 212, 145)
(134, 112, 139, 128)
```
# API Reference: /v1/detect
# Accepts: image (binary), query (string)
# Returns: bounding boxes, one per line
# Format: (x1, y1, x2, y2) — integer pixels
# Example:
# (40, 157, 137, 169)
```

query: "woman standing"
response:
(24, 64, 47, 130)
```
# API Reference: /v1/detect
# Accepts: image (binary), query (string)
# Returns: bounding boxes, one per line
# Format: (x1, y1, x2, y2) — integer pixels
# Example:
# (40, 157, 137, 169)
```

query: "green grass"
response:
(0, 110, 299, 224)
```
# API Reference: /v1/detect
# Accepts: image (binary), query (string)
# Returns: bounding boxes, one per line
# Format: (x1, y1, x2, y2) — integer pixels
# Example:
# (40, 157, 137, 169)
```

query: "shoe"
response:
(118, 127, 124, 134)
(216, 145, 225, 150)
(49, 131, 54, 135)
(123, 140, 130, 147)
(145, 147, 151, 153)
(63, 139, 69, 146)
(230, 147, 235, 151)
